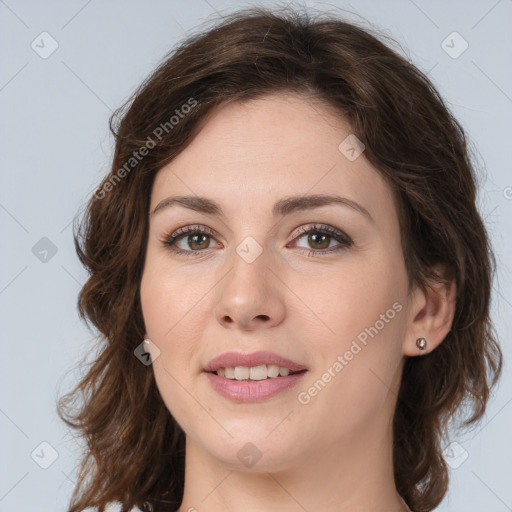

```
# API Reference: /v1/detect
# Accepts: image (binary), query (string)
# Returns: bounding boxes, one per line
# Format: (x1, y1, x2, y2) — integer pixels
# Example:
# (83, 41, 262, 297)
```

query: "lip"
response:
(203, 350, 308, 403)
(203, 350, 307, 372)
(205, 371, 307, 402)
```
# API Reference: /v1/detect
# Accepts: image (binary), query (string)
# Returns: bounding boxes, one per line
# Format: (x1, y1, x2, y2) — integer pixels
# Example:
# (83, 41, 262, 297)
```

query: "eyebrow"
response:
(151, 194, 373, 222)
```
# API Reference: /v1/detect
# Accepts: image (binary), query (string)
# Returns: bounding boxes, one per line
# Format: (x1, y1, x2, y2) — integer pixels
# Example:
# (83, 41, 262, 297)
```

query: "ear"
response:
(403, 265, 456, 356)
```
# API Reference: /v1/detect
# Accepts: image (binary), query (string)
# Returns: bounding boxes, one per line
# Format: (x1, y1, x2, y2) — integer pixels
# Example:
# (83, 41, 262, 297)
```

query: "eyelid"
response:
(288, 224, 354, 255)
(160, 224, 221, 250)
(161, 222, 353, 256)
(291, 223, 352, 244)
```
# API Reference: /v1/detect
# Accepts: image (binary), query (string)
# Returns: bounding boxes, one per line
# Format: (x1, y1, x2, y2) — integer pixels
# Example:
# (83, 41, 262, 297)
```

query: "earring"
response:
(416, 337, 427, 350)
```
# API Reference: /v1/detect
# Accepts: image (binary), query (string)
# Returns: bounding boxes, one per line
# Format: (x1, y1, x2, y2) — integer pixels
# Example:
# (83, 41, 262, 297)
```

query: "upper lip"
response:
(204, 351, 307, 372)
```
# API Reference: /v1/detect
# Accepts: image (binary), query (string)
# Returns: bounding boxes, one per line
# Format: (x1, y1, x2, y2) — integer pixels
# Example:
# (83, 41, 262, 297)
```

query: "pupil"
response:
(191, 234, 208, 249)
(309, 233, 329, 249)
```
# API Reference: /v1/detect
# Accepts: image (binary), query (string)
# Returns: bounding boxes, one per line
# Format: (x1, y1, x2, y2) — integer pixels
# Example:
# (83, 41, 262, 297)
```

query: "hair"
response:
(57, 5, 503, 512)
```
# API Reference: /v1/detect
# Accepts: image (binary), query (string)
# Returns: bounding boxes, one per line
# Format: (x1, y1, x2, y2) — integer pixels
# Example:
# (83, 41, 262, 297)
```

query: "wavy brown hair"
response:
(57, 5, 503, 512)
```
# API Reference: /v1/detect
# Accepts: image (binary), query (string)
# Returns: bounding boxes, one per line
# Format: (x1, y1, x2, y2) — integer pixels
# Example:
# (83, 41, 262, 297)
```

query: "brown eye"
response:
(162, 223, 353, 257)
(185, 234, 211, 251)
(162, 225, 218, 255)
(292, 224, 353, 256)
(307, 232, 331, 250)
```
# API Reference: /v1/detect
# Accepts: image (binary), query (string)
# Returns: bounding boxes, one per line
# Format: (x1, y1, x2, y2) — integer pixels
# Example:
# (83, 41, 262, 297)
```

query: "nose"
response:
(214, 242, 286, 331)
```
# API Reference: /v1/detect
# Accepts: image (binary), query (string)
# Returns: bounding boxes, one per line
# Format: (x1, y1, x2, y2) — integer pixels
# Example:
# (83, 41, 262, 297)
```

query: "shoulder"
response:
(82, 502, 145, 512)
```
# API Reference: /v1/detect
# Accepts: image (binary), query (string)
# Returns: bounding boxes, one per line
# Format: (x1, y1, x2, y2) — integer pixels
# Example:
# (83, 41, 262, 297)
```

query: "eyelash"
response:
(161, 223, 353, 258)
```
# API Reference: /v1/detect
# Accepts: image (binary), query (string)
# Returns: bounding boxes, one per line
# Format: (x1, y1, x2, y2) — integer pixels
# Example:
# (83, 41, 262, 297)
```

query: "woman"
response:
(58, 6, 502, 512)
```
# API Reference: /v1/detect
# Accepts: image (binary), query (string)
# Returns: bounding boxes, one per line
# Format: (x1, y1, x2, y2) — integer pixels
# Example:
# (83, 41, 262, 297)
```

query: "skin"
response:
(139, 92, 456, 512)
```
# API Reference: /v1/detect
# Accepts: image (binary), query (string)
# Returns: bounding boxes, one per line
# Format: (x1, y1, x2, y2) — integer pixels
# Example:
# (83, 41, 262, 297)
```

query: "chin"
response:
(194, 427, 305, 473)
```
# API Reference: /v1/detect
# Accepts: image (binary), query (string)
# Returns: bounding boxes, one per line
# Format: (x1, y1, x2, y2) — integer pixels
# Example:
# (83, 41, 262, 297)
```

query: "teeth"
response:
(267, 364, 280, 377)
(234, 366, 250, 380)
(249, 365, 267, 380)
(215, 364, 300, 380)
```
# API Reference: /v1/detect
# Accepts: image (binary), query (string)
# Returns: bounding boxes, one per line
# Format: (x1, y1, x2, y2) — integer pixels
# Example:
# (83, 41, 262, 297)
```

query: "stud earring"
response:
(416, 337, 427, 350)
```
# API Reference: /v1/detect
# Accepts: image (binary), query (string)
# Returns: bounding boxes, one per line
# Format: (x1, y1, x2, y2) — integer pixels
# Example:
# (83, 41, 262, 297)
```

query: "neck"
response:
(176, 409, 409, 512)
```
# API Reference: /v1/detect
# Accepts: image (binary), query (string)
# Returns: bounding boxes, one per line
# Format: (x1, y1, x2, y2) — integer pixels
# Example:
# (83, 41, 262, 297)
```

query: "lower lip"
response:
(205, 371, 307, 402)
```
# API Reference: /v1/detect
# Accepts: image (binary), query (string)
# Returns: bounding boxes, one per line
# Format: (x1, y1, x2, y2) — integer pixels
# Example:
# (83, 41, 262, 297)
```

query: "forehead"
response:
(150, 92, 395, 225)
(173, 92, 353, 172)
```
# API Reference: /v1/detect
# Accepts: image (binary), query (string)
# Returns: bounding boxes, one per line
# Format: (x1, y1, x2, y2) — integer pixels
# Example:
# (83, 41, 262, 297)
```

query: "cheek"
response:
(140, 260, 208, 432)
(140, 250, 220, 381)
(294, 250, 407, 415)
(139, 257, 198, 405)
(299, 251, 406, 351)
(140, 250, 210, 341)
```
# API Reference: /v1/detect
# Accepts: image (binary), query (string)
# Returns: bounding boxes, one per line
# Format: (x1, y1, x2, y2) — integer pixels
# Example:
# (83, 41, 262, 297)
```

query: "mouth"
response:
(203, 351, 308, 402)
(206, 365, 307, 381)
(203, 350, 307, 374)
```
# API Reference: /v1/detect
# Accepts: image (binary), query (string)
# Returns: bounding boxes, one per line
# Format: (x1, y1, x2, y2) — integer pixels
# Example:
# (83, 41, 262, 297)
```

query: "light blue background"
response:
(0, 1, 511, 511)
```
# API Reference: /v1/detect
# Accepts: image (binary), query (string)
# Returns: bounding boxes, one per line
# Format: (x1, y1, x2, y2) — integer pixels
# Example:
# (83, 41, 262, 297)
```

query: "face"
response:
(140, 92, 413, 472)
